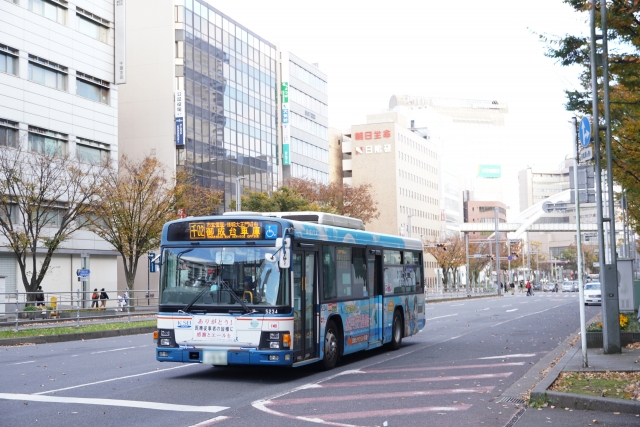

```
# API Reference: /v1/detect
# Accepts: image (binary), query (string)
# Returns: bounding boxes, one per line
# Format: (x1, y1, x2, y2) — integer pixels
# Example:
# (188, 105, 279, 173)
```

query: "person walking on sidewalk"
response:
(526, 281, 532, 296)
(510, 282, 515, 295)
(99, 288, 109, 308)
(35, 286, 45, 307)
(91, 289, 99, 308)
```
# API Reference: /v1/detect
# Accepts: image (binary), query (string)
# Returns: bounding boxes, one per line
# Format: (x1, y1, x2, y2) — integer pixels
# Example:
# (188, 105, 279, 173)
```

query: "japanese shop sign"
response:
(192, 316, 236, 341)
(355, 145, 392, 155)
(354, 130, 392, 140)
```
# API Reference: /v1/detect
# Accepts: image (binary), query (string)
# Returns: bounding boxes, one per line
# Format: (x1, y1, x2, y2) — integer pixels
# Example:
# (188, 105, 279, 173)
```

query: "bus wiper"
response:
(181, 286, 210, 313)
(219, 280, 255, 314)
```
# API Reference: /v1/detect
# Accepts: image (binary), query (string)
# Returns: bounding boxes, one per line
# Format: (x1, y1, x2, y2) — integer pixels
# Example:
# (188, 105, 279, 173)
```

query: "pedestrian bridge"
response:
(460, 189, 608, 238)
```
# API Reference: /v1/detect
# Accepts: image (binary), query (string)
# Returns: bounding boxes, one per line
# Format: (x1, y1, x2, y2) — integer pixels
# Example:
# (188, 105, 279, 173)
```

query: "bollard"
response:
(76, 289, 81, 328)
(127, 292, 131, 323)
(14, 289, 19, 332)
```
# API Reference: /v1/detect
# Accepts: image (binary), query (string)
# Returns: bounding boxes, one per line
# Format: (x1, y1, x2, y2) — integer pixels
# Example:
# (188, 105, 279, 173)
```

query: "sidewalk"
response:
(530, 340, 640, 414)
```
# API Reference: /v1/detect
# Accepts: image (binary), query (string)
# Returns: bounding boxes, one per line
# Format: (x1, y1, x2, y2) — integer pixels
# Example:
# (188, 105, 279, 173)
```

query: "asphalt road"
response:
(0, 291, 626, 427)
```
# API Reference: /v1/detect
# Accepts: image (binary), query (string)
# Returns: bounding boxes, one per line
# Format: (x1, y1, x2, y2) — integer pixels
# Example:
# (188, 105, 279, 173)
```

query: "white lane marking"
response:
(481, 308, 489, 311)
(427, 313, 458, 321)
(506, 309, 518, 313)
(478, 353, 536, 360)
(11, 361, 35, 365)
(70, 355, 78, 357)
(0, 393, 228, 413)
(451, 303, 465, 306)
(91, 346, 136, 355)
(188, 416, 231, 426)
(501, 304, 512, 307)
(34, 364, 197, 395)
(490, 305, 563, 328)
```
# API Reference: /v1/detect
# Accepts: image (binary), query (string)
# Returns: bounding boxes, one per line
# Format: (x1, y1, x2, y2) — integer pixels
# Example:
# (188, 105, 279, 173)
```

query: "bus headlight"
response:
(270, 342, 280, 349)
(160, 339, 171, 346)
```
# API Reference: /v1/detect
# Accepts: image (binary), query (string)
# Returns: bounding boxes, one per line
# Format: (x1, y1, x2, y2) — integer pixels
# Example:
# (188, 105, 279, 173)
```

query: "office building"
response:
(280, 52, 329, 184)
(342, 112, 442, 286)
(463, 198, 508, 241)
(0, 0, 120, 296)
(119, 0, 278, 210)
(388, 95, 512, 218)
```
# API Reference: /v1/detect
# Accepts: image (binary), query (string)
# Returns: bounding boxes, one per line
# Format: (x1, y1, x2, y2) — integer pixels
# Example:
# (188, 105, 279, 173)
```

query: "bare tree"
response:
(86, 156, 177, 291)
(0, 144, 107, 301)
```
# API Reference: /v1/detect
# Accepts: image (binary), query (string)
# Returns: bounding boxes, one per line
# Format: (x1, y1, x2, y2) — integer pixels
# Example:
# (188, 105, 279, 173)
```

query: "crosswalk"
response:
(253, 355, 532, 425)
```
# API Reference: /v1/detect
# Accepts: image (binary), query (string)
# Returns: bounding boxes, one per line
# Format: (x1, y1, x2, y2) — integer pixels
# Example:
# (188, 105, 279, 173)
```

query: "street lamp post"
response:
(235, 176, 245, 212)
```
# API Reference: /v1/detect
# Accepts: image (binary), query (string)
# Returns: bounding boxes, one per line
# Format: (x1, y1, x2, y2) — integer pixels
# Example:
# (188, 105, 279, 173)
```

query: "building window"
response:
(76, 73, 109, 104)
(28, 126, 68, 156)
(76, 138, 109, 165)
(76, 12, 109, 43)
(28, 57, 67, 90)
(0, 44, 18, 75)
(29, 0, 66, 25)
(0, 119, 19, 148)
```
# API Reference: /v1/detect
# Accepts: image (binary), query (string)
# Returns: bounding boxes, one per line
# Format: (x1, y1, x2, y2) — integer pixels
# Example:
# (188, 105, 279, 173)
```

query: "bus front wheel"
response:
(321, 320, 339, 370)
(388, 310, 403, 350)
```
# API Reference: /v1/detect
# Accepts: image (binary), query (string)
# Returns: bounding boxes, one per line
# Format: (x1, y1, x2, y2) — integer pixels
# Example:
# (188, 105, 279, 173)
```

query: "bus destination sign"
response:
(189, 221, 262, 240)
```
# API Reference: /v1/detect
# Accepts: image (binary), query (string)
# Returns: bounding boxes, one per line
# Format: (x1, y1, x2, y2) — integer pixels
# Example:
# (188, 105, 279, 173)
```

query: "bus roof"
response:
(161, 214, 423, 251)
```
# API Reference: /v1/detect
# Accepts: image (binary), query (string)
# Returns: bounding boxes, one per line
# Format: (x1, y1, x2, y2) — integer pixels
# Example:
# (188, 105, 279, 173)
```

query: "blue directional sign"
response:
(77, 269, 90, 277)
(579, 117, 591, 147)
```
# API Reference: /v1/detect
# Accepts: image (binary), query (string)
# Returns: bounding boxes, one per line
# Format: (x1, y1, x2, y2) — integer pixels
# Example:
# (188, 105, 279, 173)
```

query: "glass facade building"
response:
(178, 0, 278, 209)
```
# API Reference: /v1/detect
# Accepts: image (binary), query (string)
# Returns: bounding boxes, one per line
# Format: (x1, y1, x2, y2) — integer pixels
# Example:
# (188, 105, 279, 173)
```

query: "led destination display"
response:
(167, 221, 280, 241)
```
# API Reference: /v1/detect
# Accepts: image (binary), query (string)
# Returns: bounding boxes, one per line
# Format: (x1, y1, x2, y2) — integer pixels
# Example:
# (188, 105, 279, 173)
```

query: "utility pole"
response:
(590, 0, 621, 353)
(465, 232, 471, 296)
(235, 176, 245, 211)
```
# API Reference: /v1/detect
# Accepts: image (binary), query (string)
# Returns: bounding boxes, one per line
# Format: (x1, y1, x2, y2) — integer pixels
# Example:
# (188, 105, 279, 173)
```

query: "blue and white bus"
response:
(155, 212, 426, 370)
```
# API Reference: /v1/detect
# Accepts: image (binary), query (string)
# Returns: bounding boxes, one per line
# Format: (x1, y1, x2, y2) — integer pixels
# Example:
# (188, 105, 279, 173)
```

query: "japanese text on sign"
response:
(355, 145, 392, 155)
(188, 221, 262, 240)
(192, 316, 236, 341)
(354, 130, 391, 140)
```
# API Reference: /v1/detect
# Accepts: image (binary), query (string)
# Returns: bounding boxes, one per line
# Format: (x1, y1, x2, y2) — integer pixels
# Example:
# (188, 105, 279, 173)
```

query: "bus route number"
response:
(265, 309, 278, 314)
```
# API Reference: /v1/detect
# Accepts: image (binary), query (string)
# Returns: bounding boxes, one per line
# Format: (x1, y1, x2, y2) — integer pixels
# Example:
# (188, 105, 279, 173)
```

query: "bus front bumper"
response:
(156, 347, 294, 366)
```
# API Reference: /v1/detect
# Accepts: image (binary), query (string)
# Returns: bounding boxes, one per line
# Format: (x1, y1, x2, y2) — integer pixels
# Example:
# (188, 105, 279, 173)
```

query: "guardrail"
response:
(425, 287, 499, 300)
(0, 289, 159, 331)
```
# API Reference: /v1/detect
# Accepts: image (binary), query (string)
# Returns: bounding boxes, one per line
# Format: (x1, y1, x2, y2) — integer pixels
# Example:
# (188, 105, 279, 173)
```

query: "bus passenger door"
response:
(367, 248, 383, 345)
(292, 251, 317, 362)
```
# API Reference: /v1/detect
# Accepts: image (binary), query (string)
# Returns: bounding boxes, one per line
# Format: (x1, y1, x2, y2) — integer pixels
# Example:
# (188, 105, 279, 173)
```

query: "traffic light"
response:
(436, 243, 447, 251)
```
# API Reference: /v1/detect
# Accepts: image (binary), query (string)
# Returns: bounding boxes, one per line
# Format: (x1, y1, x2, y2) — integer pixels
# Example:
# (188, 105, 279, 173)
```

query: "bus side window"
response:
(322, 246, 337, 300)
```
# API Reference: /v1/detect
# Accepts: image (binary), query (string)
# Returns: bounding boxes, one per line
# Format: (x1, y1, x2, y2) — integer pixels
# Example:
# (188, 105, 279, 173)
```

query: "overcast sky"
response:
(212, 0, 589, 171)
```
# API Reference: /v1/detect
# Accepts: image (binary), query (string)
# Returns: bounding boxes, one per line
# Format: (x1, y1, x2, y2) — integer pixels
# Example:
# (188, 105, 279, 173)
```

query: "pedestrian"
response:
(91, 288, 99, 308)
(117, 295, 125, 311)
(519, 281, 524, 293)
(525, 281, 532, 296)
(99, 288, 109, 308)
(510, 282, 515, 295)
(35, 286, 45, 307)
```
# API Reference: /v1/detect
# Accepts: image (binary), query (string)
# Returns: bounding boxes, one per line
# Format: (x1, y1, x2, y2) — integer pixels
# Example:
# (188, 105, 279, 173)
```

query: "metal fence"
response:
(0, 289, 158, 331)
(425, 287, 498, 300)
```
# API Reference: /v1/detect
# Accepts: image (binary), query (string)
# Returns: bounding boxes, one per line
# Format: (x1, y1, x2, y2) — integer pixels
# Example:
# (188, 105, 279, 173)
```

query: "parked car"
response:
(562, 281, 574, 292)
(532, 282, 542, 291)
(584, 282, 602, 305)
(546, 282, 557, 292)
(571, 281, 579, 292)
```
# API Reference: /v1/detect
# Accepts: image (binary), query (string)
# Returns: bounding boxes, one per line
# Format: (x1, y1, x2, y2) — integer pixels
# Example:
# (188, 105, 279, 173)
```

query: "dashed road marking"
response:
(478, 353, 536, 360)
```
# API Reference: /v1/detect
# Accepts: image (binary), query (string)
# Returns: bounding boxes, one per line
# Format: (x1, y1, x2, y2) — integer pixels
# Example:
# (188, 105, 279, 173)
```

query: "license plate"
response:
(203, 350, 228, 365)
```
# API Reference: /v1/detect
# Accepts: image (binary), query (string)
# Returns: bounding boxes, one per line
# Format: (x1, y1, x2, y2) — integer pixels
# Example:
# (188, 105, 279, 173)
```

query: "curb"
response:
(529, 315, 640, 415)
(0, 325, 157, 346)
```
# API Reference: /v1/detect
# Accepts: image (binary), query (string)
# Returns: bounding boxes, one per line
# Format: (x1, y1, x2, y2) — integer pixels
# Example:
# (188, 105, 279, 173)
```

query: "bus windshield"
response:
(159, 246, 290, 308)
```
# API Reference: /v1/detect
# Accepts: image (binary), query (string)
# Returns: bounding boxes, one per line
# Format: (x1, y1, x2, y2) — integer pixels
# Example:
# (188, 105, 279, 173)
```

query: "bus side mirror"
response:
(279, 237, 291, 269)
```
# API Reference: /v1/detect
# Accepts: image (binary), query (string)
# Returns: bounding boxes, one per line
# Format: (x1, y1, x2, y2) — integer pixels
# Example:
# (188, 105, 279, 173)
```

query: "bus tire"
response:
(321, 320, 340, 370)
(388, 310, 403, 350)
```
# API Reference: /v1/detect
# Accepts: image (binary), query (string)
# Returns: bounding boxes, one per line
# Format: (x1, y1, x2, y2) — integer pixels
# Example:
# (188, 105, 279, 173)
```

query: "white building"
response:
(0, 0, 120, 299)
(279, 51, 329, 184)
(388, 95, 512, 219)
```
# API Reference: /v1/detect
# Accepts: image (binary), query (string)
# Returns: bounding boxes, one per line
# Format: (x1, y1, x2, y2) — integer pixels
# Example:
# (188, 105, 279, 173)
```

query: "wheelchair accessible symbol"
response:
(264, 224, 278, 239)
